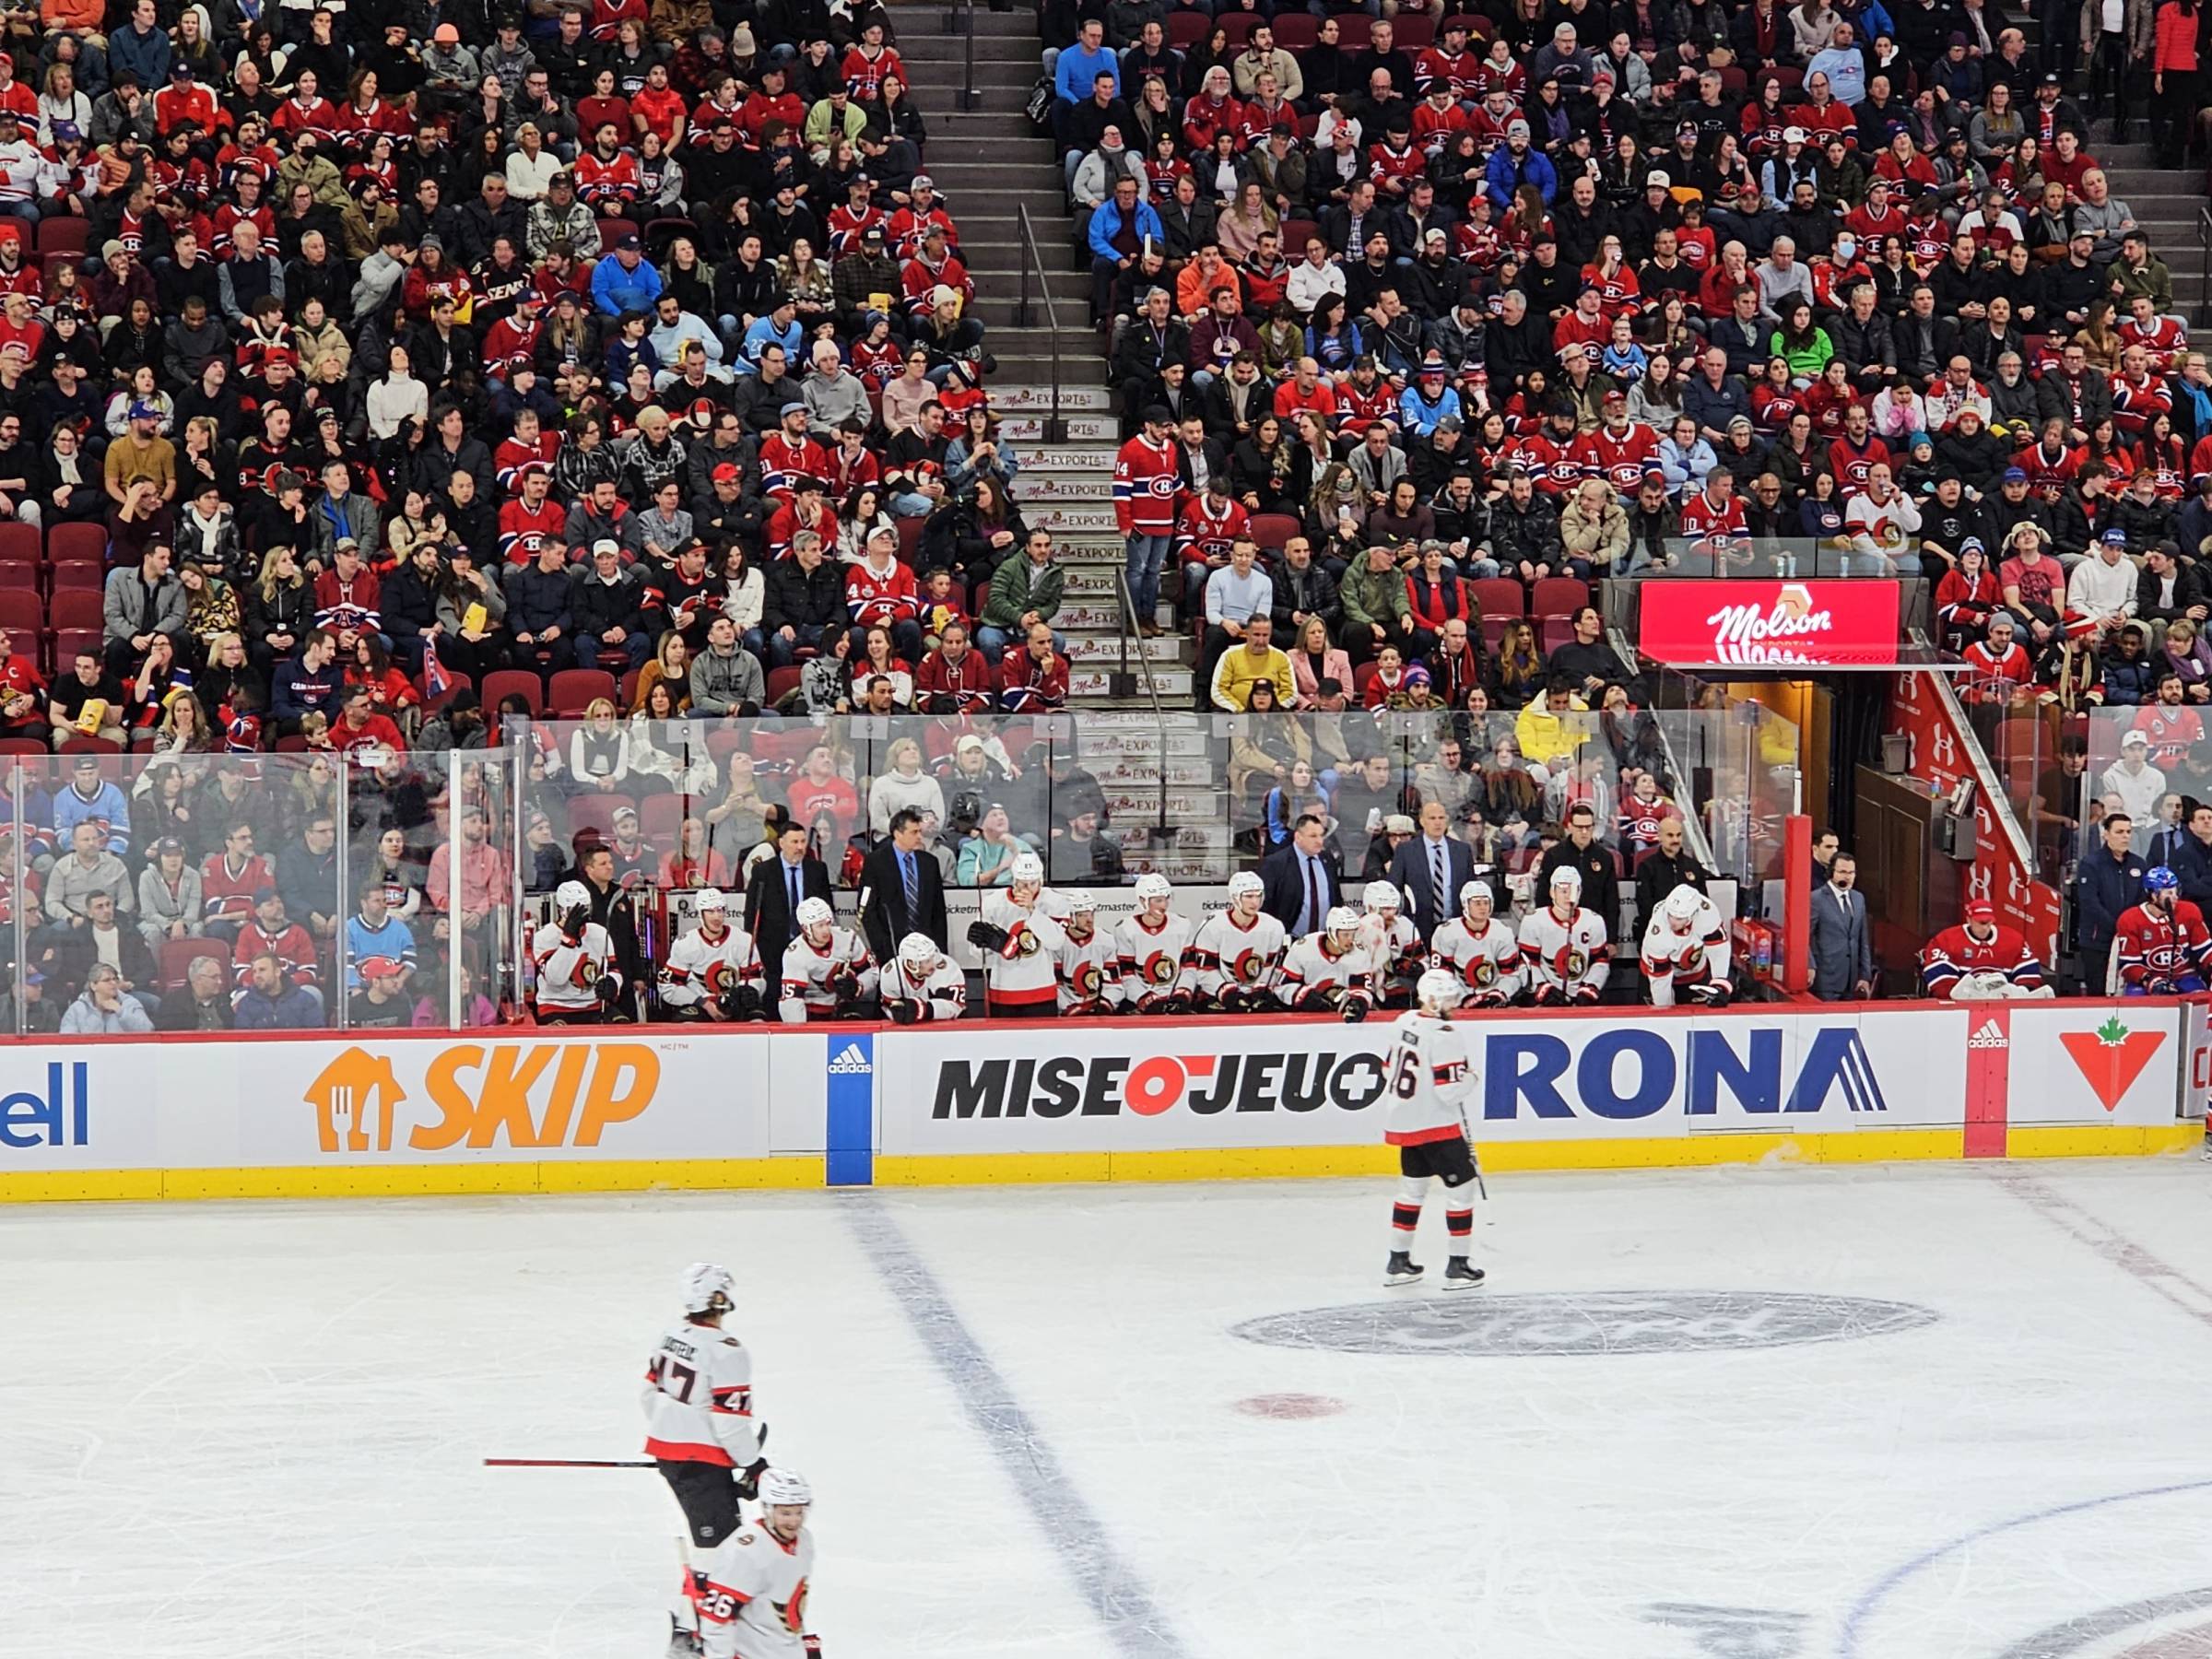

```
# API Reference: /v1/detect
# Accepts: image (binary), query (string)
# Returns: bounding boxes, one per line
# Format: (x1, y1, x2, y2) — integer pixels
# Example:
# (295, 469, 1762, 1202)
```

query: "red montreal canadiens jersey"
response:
(2112, 900, 2212, 992)
(1113, 436, 1182, 535)
(1919, 923, 2043, 996)
(1576, 422, 1658, 492)
(2131, 704, 2206, 770)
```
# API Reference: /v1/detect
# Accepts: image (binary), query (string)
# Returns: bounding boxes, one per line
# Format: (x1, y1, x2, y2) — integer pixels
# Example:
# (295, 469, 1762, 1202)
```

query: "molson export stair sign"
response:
(1639, 580, 1902, 667)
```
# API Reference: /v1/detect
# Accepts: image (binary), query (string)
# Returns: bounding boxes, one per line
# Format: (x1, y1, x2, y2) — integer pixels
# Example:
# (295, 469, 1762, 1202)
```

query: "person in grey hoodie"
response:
(688, 614, 765, 717)
(161, 294, 231, 387)
(801, 341, 872, 434)
(353, 226, 413, 322)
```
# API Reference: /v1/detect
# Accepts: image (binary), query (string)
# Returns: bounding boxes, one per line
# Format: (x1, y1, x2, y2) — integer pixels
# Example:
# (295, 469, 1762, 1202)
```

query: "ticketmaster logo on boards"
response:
(828, 1041, 873, 1076)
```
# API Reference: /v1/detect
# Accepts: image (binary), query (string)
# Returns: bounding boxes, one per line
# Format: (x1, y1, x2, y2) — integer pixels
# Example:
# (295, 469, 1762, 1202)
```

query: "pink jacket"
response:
(1290, 645, 1354, 708)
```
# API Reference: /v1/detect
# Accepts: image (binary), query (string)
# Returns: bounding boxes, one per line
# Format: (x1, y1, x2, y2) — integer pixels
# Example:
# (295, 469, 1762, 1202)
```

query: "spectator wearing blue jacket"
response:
(51, 755, 132, 857)
(344, 881, 418, 991)
(1397, 357, 1462, 436)
(1087, 174, 1165, 324)
(1682, 349, 1754, 444)
(2074, 813, 2146, 993)
(107, 2, 171, 91)
(591, 236, 664, 316)
(1485, 121, 1557, 212)
(233, 951, 325, 1030)
(270, 630, 346, 736)
(740, 300, 806, 373)
(1053, 19, 1119, 110)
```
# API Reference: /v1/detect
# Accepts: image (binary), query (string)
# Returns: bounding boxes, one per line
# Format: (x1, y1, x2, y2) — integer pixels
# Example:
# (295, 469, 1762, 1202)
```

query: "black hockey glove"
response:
(830, 970, 860, 1011)
(721, 985, 762, 1020)
(967, 920, 1010, 953)
(594, 974, 622, 1009)
(1570, 984, 1600, 1006)
(803, 1638, 822, 1656)
(1339, 994, 1370, 1024)
(1532, 983, 1564, 1006)
(888, 996, 921, 1025)
(734, 1458, 768, 1500)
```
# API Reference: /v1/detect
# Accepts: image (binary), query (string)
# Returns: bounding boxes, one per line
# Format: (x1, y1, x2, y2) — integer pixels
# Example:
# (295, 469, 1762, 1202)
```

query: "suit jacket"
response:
(745, 852, 834, 991)
(855, 838, 948, 962)
(1388, 832, 1477, 942)
(1808, 881, 1874, 999)
(1259, 841, 1342, 936)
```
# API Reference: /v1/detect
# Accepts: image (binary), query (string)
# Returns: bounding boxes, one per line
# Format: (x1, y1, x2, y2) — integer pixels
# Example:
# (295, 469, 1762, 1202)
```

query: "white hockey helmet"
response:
(1459, 878, 1494, 913)
(1065, 890, 1097, 915)
(1662, 885, 1703, 927)
(1417, 968, 1465, 1016)
(694, 888, 727, 912)
(555, 879, 591, 912)
(1228, 870, 1265, 904)
(757, 1467, 813, 1508)
(1135, 872, 1174, 907)
(678, 1262, 735, 1316)
(899, 932, 939, 972)
(1362, 880, 1401, 914)
(1011, 851, 1045, 886)
(1324, 904, 1361, 941)
(1548, 865, 1583, 899)
(795, 896, 835, 930)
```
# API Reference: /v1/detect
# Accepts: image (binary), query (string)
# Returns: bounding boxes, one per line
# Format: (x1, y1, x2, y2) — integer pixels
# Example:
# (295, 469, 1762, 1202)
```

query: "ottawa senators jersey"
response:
(878, 951, 968, 1020)
(979, 891, 1066, 1009)
(659, 922, 764, 1010)
(1517, 903, 1611, 998)
(1184, 909, 1288, 1001)
(1382, 1009, 1474, 1145)
(1640, 894, 1733, 1007)
(1115, 911, 1194, 1007)
(1430, 915, 1525, 1004)
(2111, 900, 2212, 994)
(1278, 931, 1373, 1007)
(698, 1519, 817, 1659)
(1919, 922, 2043, 997)
(1359, 912, 1424, 996)
(777, 928, 878, 1021)
(641, 1318, 759, 1470)
(531, 919, 613, 1014)
(1056, 922, 1123, 1012)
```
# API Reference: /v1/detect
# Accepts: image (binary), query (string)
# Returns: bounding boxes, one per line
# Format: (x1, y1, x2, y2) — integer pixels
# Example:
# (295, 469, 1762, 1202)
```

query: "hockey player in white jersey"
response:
(643, 1264, 770, 1655)
(1116, 871, 1194, 1014)
(1183, 870, 1288, 1010)
(1519, 866, 1611, 1006)
(1382, 970, 1486, 1290)
(1278, 905, 1374, 1018)
(659, 889, 768, 1020)
(1640, 884, 1734, 1007)
(1430, 879, 1525, 1006)
(532, 879, 620, 1023)
(697, 1466, 820, 1659)
(1359, 880, 1423, 1006)
(878, 932, 968, 1023)
(968, 852, 1066, 1017)
(1056, 894, 1122, 1015)
(778, 897, 878, 1023)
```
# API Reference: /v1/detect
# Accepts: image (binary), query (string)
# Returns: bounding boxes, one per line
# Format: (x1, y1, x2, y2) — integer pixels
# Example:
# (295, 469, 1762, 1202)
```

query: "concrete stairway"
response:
(894, 6, 1196, 711)
(2088, 140, 2207, 324)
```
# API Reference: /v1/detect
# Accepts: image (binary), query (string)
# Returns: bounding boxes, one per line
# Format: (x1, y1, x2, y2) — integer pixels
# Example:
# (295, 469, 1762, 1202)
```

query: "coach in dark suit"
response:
(745, 819, 834, 994)
(1260, 812, 1342, 937)
(856, 807, 949, 962)
(1387, 800, 1477, 941)
(1808, 851, 1874, 1000)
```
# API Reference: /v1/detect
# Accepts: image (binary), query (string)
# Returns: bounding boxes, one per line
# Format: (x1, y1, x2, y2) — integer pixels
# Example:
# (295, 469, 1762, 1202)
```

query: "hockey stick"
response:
(484, 1458, 656, 1468)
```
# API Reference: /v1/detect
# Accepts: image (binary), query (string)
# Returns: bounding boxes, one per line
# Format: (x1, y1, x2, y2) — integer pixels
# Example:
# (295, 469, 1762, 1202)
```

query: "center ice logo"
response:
(304, 1042, 662, 1152)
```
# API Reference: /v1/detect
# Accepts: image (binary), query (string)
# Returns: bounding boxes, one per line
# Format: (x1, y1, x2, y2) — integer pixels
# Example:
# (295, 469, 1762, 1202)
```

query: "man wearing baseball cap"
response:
(1486, 115, 1555, 212)
(1918, 900, 2046, 998)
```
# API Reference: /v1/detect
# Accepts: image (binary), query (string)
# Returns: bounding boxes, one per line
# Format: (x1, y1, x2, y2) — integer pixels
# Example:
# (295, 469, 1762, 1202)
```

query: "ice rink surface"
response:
(8, 1159, 2212, 1659)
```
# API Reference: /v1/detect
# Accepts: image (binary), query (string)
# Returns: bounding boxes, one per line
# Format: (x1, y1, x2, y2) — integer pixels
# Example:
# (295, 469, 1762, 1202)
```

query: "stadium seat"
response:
(596, 217, 640, 248)
(1540, 616, 1579, 652)
(639, 793, 688, 845)
(158, 937, 217, 991)
(46, 523, 107, 567)
(35, 218, 87, 256)
(548, 668, 617, 715)
(1167, 10, 1207, 44)
(1218, 12, 1256, 43)
(1281, 217, 1318, 253)
(0, 521, 38, 571)
(48, 561, 103, 593)
(1333, 15, 1372, 48)
(56, 734, 119, 756)
(765, 665, 803, 704)
(0, 588, 39, 637)
(1249, 512, 1300, 554)
(0, 736, 45, 757)
(52, 629, 99, 667)
(568, 794, 636, 842)
(420, 668, 472, 713)
(49, 590, 102, 633)
(1531, 577, 1589, 619)
(1394, 15, 1434, 48)
(1270, 12, 1315, 46)
(479, 669, 545, 717)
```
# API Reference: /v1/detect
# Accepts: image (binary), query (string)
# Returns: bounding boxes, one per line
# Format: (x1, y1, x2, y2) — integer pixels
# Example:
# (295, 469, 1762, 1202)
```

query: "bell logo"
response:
(304, 1042, 662, 1153)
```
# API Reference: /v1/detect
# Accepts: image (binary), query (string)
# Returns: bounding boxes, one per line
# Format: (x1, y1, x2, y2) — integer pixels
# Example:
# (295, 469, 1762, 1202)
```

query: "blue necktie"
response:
(787, 864, 801, 942)
(901, 852, 920, 921)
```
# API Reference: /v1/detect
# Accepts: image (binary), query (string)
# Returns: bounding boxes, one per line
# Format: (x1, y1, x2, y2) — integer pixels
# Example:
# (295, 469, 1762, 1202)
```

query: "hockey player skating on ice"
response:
(532, 879, 622, 1024)
(967, 852, 1066, 1017)
(1382, 970, 1487, 1291)
(1918, 900, 2049, 998)
(1055, 894, 1122, 1014)
(778, 898, 878, 1023)
(1639, 884, 1734, 1007)
(1184, 870, 1288, 1010)
(696, 1467, 821, 1659)
(2112, 865, 2212, 994)
(1520, 865, 1610, 1006)
(1278, 905, 1376, 1018)
(1116, 872, 1194, 1014)
(877, 932, 967, 1023)
(1359, 880, 1423, 1006)
(1429, 879, 1524, 1006)
(643, 1265, 770, 1656)
(659, 889, 768, 1020)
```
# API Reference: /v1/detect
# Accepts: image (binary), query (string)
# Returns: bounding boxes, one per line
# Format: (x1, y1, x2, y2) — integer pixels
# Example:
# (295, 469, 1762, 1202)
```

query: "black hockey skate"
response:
(1384, 1252, 1425, 1287)
(1442, 1258, 1487, 1291)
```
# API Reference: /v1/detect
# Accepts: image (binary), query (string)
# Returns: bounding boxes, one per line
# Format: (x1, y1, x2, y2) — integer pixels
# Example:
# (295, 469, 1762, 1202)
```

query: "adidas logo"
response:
(828, 1041, 873, 1075)
(1968, 1018, 2008, 1051)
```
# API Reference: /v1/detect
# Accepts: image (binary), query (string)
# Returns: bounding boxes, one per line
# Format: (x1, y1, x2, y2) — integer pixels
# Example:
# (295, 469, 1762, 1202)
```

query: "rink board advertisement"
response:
(0, 1031, 830, 1200)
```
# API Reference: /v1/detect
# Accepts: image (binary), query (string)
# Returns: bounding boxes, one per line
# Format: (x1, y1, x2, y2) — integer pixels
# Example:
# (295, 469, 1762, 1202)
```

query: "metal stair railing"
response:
(1013, 202, 1065, 442)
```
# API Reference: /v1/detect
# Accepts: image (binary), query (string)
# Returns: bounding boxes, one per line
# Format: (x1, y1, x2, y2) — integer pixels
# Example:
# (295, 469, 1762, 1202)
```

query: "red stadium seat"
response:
(52, 629, 99, 666)
(48, 561, 103, 593)
(0, 589, 39, 636)
(1218, 12, 1257, 44)
(1394, 15, 1434, 49)
(420, 668, 472, 713)
(1270, 12, 1315, 47)
(596, 217, 640, 248)
(1249, 512, 1300, 553)
(56, 734, 119, 756)
(46, 523, 107, 567)
(1531, 577, 1589, 619)
(0, 735, 45, 757)
(1333, 15, 1372, 49)
(48, 589, 102, 632)
(568, 794, 636, 842)
(1469, 578, 1525, 622)
(0, 522, 37, 570)
(36, 218, 87, 256)
(548, 668, 617, 715)
(158, 936, 219, 991)
(1167, 10, 1208, 45)
(479, 669, 545, 717)
(639, 792, 688, 846)
(766, 665, 803, 704)
(1540, 616, 1579, 652)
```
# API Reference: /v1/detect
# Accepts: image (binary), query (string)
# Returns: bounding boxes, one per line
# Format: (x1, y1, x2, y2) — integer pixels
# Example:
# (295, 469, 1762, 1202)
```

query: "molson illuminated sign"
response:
(1639, 580, 1901, 666)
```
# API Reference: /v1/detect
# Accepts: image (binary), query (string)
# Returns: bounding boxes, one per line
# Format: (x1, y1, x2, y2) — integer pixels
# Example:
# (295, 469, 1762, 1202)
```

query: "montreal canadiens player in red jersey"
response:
(2112, 866, 2212, 994)
(642, 1265, 770, 1656)
(1382, 969, 1486, 1290)
(1918, 900, 2048, 999)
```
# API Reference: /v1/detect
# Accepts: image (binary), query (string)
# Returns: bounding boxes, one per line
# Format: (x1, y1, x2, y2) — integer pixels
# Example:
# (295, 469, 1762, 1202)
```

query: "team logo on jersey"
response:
(1070, 961, 1103, 997)
(1465, 956, 1497, 987)
(1143, 955, 1177, 986)
(1230, 950, 1265, 984)
(1016, 929, 1041, 959)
